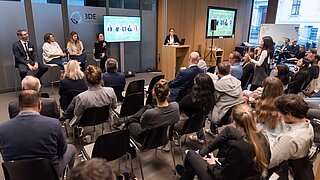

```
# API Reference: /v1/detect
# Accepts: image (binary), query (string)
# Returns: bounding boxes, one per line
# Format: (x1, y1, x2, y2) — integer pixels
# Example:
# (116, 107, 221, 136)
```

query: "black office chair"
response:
(130, 125, 176, 180)
(119, 80, 145, 118)
(60, 89, 85, 111)
(2, 158, 59, 180)
(109, 85, 125, 102)
(81, 129, 133, 174)
(174, 112, 207, 161)
(74, 105, 111, 140)
(175, 88, 190, 102)
(145, 75, 164, 105)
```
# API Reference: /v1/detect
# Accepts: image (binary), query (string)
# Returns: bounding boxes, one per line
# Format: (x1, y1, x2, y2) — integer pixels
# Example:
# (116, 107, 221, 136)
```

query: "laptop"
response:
(180, 38, 185, 45)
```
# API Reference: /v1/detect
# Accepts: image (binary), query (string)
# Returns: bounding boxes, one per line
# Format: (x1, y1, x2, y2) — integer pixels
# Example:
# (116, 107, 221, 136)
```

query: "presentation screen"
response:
(103, 16, 141, 42)
(206, 6, 237, 38)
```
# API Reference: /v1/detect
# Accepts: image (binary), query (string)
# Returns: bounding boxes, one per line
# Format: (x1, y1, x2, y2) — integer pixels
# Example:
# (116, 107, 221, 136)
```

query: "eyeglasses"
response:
(21, 33, 28, 36)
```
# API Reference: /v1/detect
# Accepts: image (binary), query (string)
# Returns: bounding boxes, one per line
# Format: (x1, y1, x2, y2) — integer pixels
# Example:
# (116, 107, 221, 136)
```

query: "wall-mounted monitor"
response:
(206, 6, 237, 38)
(103, 15, 141, 42)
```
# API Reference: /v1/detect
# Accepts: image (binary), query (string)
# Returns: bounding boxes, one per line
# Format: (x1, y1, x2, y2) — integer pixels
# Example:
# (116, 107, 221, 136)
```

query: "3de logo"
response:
(71, 11, 97, 25)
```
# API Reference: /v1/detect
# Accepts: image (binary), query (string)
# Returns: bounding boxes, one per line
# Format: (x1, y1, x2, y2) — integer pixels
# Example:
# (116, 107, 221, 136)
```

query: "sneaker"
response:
(189, 135, 204, 144)
(205, 128, 218, 136)
(175, 164, 185, 176)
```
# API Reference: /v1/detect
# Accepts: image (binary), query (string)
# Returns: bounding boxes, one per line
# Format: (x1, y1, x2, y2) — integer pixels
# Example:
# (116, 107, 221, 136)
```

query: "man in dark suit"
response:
(0, 90, 76, 177)
(12, 29, 48, 81)
(169, 51, 204, 101)
(8, 76, 60, 118)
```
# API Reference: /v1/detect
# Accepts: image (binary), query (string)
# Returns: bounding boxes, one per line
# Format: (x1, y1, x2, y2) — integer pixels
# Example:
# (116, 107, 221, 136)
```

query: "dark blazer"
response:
(241, 62, 254, 89)
(59, 78, 88, 109)
(94, 41, 107, 59)
(8, 98, 60, 119)
(103, 72, 126, 87)
(164, 35, 180, 45)
(169, 65, 203, 101)
(295, 50, 306, 59)
(288, 44, 300, 56)
(12, 41, 38, 67)
(287, 68, 310, 94)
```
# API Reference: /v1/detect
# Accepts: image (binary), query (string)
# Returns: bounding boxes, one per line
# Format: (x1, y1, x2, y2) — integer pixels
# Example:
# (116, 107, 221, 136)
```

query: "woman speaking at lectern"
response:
(164, 28, 180, 45)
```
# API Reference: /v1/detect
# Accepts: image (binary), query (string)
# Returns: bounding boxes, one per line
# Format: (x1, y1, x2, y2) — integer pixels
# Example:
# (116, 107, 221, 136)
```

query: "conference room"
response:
(0, 0, 320, 179)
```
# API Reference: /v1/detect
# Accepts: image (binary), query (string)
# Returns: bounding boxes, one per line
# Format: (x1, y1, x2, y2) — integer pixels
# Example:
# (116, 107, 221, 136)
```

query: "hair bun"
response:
(87, 65, 95, 73)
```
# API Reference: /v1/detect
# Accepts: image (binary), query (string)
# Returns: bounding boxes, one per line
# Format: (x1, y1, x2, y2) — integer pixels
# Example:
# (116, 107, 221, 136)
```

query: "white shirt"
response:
(251, 50, 270, 66)
(67, 41, 84, 55)
(42, 42, 63, 62)
(20, 40, 30, 60)
(169, 36, 174, 44)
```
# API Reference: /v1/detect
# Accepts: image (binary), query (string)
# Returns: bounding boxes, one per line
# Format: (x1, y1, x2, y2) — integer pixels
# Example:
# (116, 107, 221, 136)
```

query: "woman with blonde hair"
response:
(176, 104, 270, 179)
(256, 77, 285, 141)
(59, 60, 87, 110)
(67, 31, 87, 70)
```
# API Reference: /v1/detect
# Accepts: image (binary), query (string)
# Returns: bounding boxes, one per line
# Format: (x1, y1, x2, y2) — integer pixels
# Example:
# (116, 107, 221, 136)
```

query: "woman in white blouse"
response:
(67, 31, 86, 70)
(42, 33, 66, 71)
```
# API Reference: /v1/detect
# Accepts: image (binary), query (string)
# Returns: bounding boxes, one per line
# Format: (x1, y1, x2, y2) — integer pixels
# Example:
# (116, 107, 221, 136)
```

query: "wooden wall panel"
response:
(158, 0, 253, 65)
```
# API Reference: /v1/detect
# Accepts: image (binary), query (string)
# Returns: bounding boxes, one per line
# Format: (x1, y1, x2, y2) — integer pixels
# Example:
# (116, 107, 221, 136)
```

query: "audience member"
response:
(8, 76, 59, 118)
(103, 58, 126, 87)
(196, 51, 207, 71)
(287, 58, 310, 94)
(94, 32, 108, 72)
(308, 54, 319, 85)
(207, 62, 243, 134)
(68, 158, 116, 180)
(59, 60, 88, 110)
(274, 64, 290, 90)
(174, 73, 216, 144)
(288, 39, 300, 57)
(62, 65, 117, 127)
(0, 90, 76, 177)
(67, 31, 86, 70)
(256, 77, 284, 142)
(306, 48, 317, 60)
(295, 44, 306, 59)
(42, 33, 66, 71)
(276, 38, 290, 65)
(168, 51, 203, 101)
(240, 52, 254, 89)
(176, 104, 270, 180)
(13, 29, 48, 81)
(250, 36, 274, 91)
(228, 51, 243, 80)
(269, 94, 314, 178)
(126, 79, 179, 143)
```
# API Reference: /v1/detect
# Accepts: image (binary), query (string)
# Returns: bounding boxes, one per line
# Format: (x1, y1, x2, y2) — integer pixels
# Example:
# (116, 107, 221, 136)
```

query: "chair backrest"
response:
(2, 158, 59, 180)
(60, 90, 84, 111)
(120, 92, 145, 117)
(175, 88, 190, 102)
(180, 112, 206, 135)
(145, 75, 165, 105)
(79, 105, 110, 127)
(125, 80, 145, 95)
(108, 85, 125, 102)
(139, 125, 173, 151)
(92, 129, 130, 161)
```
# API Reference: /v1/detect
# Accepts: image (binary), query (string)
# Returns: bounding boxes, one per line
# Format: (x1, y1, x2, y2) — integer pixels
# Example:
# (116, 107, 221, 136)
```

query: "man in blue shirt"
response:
(0, 90, 76, 177)
(228, 51, 243, 80)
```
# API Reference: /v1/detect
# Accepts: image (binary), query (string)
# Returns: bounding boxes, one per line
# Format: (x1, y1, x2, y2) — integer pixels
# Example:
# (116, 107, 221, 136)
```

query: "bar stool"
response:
(93, 49, 101, 68)
(42, 59, 59, 94)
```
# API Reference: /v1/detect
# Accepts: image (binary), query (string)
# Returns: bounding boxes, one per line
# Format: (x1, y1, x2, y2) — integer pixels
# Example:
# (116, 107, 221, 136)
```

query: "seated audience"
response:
(196, 51, 207, 71)
(269, 94, 314, 178)
(94, 32, 108, 72)
(176, 104, 270, 180)
(174, 73, 216, 144)
(287, 58, 310, 94)
(8, 76, 59, 118)
(59, 60, 88, 110)
(240, 52, 254, 89)
(103, 58, 126, 87)
(295, 44, 306, 59)
(42, 33, 66, 71)
(67, 31, 86, 71)
(0, 90, 76, 177)
(228, 51, 243, 80)
(126, 79, 179, 143)
(288, 39, 300, 57)
(256, 77, 285, 142)
(207, 62, 243, 134)
(68, 158, 115, 180)
(169, 51, 203, 102)
(274, 64, 290, 90)
(306, 48, 317, 61)
(62, 65, 117, 127)
(308, 54, 319, 84)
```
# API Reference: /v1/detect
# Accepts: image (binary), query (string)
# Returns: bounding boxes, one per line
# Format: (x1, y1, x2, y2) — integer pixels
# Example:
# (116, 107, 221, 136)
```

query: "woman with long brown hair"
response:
(67, 31, 87, 70)
(256, 77, 284, 141)
(176, 104, 270, 179)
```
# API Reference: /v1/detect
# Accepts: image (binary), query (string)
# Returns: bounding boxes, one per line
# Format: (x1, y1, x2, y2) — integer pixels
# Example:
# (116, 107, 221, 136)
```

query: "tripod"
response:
(204, 31, 217, 73)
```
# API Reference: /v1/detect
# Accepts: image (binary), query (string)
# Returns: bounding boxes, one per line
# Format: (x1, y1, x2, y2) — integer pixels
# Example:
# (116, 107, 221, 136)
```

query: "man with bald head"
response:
(8, 75, 59, 118)
(168, 51, 204, 101)
(0, 90, 76, 177)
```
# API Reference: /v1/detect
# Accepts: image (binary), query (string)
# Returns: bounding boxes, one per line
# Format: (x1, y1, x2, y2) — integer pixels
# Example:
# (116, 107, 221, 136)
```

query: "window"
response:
(109, 0, 122, 8)
(142, 0, 156, 10)
(124, 0, 139, 9)
(248, 0, 269, 45)
(291, 0, 301, 15)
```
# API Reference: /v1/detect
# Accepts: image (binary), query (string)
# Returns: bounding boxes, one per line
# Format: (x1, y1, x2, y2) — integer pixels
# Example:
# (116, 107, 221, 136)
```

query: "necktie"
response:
(24, 42, 30, 60)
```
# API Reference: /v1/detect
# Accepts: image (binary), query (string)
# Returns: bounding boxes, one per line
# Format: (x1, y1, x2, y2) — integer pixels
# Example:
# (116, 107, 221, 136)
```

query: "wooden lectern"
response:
(161, 45, 190, 80)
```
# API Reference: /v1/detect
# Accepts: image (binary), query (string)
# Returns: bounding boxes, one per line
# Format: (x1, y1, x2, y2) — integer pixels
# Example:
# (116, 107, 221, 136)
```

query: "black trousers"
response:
(181, 150, 214, 180)
(18, 63, 48, 81)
